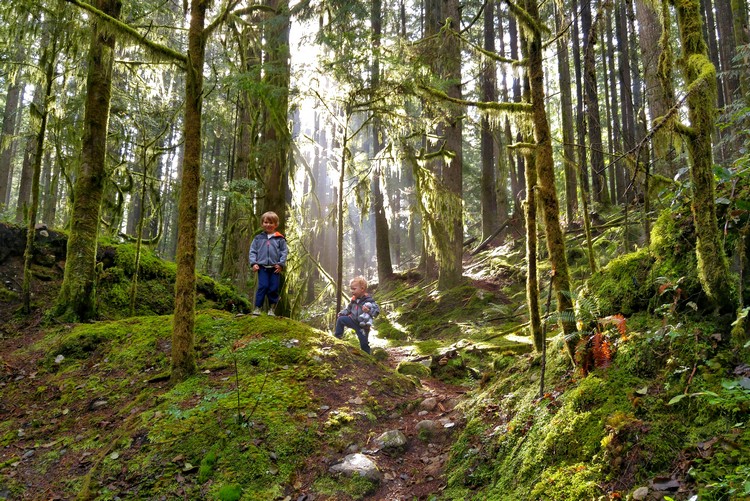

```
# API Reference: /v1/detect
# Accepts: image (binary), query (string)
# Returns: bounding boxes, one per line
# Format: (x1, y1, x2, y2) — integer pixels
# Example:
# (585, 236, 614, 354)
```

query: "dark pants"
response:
(334, 315, 370, 354)
(255, 267, 280, 308)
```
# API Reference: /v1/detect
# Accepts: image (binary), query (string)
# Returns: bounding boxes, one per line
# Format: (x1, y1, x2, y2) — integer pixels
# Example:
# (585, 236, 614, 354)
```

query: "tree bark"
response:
(637, 0, 676, 178)
(555, 0, 578, 224)
(582, 0, 608, 204)
(55, 0, 122, 321)
(371, 0, 394, 284)
(481, 0, 499, 241)
(0, 43, 24, 209)
(524, 0, 578, 359)
(671, 0, 736, 313)
(172, 0, 208, 382)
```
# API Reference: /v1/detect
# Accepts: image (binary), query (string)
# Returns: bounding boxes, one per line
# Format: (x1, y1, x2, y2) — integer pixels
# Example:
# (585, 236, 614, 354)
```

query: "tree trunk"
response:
(0, 44, 24, 210)
(481, 0, 499, 241)
(172, 0, 207, 382)
(55, 0, 122, 321)
(221, 23, 261, 294)
(714, 0, 740, 104)
(582, 0, 608, 204)
(525, 0, 578, 359)
(523, 146, 542, 351)
(22, 29, 57, 313)
(555, 0, 578, 224)
(371, 0, 394, 284)
(637, 0, 676, 178)
(572, 6, 590, 203)
(604, 9, 623, 204)
(437, 0, 463, 290)
(616, 1, 637, 203)
(671, 0, 736, 313)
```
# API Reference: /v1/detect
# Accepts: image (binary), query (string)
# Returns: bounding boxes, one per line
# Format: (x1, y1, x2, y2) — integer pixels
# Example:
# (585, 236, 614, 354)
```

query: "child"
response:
(334, 276, 380, 354)
(249, 211, 288, 316)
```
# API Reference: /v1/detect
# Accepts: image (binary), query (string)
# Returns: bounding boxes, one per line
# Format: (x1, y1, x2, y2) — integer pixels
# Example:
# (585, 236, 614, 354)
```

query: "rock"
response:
(396, 361, 431, 378)
(374, 430, 407, 451)
(651, 477, 680, 491)
(416, 420, 441, 440)
(329, 453, 382, 482)
(632, 487, 649, 500)
(420, 397, 438, 411)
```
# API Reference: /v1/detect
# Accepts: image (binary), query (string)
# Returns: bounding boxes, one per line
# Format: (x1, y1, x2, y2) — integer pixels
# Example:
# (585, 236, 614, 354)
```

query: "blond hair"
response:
(350, 276, 368, 290)
(260, 211, 279, 225)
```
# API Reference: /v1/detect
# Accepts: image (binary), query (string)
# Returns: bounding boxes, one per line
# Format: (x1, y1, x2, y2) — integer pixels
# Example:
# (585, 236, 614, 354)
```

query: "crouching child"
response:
(335, 276, 380, 354)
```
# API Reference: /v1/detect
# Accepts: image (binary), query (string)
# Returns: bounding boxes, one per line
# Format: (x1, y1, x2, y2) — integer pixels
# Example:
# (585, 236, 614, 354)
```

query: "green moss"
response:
(313, 474, 378, 499)
(396, 361, 431, 378)
(530, 463, 602, 499)
(217, 484, 242, 501)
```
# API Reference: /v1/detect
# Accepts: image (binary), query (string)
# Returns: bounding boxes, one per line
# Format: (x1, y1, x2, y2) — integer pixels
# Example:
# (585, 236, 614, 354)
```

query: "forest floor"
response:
(297, 339, 470, 500)
(0, 251, 479, 500)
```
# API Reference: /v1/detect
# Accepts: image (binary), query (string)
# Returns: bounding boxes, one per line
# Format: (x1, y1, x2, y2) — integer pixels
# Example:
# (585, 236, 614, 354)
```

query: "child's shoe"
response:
(267, 309, 276, 317)
(252, 307, 262, 316)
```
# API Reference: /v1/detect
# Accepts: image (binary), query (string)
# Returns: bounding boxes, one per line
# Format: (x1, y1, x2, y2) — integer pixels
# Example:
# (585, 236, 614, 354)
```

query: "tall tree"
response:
(480, 0, 499, 240)
(523, 0, 578, 358)
(0, 42, 25, 210)
(555, 0, 578, 224)
(171, 0, 211, 382)
(22, 14, 59, 313)
(581, 0, 608, 204)
(670, 0, 735, 313)
(371, 0, 394, 284)
(55, 0, 122, 321)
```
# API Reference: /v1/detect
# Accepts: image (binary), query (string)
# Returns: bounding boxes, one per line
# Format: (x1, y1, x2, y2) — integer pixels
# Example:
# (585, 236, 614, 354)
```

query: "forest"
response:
(0, 0, 749, 497)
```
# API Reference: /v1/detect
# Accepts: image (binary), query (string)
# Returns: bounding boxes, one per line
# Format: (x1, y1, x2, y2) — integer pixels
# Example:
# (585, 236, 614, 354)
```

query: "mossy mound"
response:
(0, 311, 418, 500)
(584, 209, 712, 317)
(441, 314, 750, 500)
(396, 361, 431, 378)
(97, 243, 250, 318)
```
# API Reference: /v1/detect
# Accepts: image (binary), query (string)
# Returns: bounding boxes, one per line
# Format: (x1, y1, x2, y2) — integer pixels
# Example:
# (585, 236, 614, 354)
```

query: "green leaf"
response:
(667, 394, 687, 405)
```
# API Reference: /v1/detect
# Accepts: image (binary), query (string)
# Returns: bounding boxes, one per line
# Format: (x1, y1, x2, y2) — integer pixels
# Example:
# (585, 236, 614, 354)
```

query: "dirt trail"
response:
(298, 333, 470, 501)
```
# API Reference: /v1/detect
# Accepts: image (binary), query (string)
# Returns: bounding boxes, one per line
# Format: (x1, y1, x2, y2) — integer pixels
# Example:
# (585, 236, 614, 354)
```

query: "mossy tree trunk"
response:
(56, 0, 122, 321)
(523, 148, 543, 351)
(670, 0, 736, 314)
(22, 23, 58, 313)
(521, 0, 578, 358)
(172, 0, 208, 383)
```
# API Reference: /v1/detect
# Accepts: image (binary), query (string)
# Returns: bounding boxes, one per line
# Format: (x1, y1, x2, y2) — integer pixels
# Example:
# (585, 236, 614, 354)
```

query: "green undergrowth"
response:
(441, 311, 750, 500)
(96, 243, 250, 318)
(583, 209, 721, 317)
(0, 311, 416, 500)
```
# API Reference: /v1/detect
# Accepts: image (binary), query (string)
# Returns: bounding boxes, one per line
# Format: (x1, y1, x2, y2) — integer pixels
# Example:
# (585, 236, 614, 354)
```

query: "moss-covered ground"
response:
(0, 311, 418, 500)
(2, 209, 749, 500)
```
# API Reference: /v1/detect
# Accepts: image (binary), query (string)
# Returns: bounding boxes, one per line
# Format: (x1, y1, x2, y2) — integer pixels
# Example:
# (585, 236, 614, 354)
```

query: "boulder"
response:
(329, 453, 382, 482)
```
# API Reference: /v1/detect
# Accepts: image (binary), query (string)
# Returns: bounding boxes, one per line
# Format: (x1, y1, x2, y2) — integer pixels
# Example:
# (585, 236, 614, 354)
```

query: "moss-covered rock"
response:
(396, 361, 431, 378)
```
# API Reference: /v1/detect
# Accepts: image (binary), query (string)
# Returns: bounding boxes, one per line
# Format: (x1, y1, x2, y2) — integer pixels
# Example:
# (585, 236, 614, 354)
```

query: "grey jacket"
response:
(338, 293, 380, 322)
(249, 231, 288, 268)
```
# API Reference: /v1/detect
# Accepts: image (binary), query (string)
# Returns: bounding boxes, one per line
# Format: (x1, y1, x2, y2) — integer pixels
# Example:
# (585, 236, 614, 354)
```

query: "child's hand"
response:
(274, 264, 282, 273)
(252, 264, 260, 272)
(363, 305, 370, 312)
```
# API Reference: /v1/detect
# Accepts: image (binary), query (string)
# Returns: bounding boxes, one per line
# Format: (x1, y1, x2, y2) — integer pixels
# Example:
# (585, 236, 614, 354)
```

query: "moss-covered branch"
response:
(63, 0, 186, 65)
(417, 84, 533, 113)
(502, 0, 545, 36)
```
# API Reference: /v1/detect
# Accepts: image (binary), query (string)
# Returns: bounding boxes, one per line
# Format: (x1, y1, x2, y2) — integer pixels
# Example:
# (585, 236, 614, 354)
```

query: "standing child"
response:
(249, 211, 288, 316)
(334, 276, 380, 354)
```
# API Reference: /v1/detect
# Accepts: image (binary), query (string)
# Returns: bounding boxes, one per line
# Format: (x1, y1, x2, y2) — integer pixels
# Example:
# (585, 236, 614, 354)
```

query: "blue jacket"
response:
(339, 293, 380, 321)
(249, 231, 288, 268)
